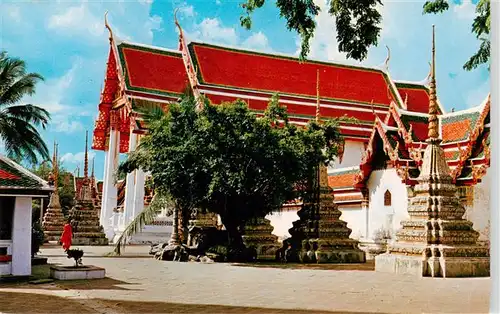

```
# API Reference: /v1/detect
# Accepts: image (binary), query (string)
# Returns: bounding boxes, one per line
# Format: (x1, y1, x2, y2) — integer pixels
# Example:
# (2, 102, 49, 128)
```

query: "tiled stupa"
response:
(289, 69, 365, 263)
(42, 143, 66, 242)
(69, 131, 108, 246)
(375, 26, 489, 277)
(242, 217, 281, 260)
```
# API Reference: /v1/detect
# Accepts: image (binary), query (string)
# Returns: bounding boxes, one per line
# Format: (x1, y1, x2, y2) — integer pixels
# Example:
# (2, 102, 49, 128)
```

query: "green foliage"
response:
(422, 0, 490, 71)
(31, 220, 45, 257)
(0, 51, 50, 164)
(329, 0, 383, 61)
(240, 0, 488, 71)
(66, 249, 84, 267)
(422, 0, 449, 14)
(120, 93, 347, 248)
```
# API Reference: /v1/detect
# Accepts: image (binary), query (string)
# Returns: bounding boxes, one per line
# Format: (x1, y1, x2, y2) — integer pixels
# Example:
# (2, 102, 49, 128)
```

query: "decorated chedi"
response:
(69, 131, 108, 246)
(242, 217, 281, 260)
(288, 70, 365, 263)
(43, 142, 66, 242)
(375, 26, 489, 277)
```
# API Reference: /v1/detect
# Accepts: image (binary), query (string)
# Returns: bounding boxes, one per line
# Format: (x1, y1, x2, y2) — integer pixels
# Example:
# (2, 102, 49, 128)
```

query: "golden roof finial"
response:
(427, 25, 439, 140)
(104, 11, 114, 43)
(316, 69, 320, 122)
(384, 45, 391, 70)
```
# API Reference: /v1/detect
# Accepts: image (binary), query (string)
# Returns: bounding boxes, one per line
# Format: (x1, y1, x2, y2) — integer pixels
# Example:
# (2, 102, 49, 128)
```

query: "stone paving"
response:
(0, 245, 491, 313)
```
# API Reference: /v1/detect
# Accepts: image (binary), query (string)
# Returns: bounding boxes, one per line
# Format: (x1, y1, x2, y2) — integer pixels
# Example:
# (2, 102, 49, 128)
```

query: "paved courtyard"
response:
(0, 245, 491, 313)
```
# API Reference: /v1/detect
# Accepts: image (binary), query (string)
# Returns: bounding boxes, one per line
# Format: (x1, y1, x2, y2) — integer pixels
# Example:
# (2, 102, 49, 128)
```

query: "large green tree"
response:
(0, 51, 50, 164)
(118, 94, 345, 252)
(240, 0, 490, 70)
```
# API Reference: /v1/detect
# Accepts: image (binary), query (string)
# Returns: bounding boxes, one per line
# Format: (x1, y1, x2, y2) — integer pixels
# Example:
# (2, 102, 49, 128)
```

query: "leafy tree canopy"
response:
(120, 94, 347, 246)
(0, 51, 50, 164)
(240, 0, 490, 71)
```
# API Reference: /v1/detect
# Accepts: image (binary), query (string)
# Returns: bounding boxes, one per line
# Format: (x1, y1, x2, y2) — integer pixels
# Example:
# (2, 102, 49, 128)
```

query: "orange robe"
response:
(60, 223, 73, 251)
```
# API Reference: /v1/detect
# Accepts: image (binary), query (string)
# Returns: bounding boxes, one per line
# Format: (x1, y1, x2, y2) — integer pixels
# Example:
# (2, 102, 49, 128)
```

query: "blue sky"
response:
(0, 0, 490, 180)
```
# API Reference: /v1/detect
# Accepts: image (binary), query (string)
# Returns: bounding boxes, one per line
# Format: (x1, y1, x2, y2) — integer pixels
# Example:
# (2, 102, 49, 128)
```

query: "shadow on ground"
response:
(0, 291, 387, 314)
(231, 260, 375, 271)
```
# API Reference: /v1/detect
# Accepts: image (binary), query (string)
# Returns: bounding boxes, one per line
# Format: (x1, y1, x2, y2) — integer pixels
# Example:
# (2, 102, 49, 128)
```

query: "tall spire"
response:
(316, 69, 320, 122)
(427, 25, 439, 140)
(84, 130, 89, 179)
(53, 141, 59, 192)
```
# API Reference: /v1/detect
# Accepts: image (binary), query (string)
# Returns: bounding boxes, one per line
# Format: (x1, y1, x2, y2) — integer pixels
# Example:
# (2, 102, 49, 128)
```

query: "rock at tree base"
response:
(289, 165, 365, 264)
(375, 139, 489, 277)
(242, 217, 281, 261)
(69, 200, 108, 246)
(154, 244, 189, 261)
(42, 192, 65, 242)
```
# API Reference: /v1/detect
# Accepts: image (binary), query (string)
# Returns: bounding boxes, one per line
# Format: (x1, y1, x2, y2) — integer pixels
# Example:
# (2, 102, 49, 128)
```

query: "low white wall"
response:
(464, 171, 490, 243)
(366, 169, 409, 240)
(338, 206, 364, 240)
(12, 197, 32, 276)
(266, 210, 299, 241)
(330, 141, 365, 169)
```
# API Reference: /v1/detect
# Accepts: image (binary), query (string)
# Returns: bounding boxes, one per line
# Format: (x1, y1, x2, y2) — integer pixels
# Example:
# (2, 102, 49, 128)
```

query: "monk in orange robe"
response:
(60, 219, 73, 251)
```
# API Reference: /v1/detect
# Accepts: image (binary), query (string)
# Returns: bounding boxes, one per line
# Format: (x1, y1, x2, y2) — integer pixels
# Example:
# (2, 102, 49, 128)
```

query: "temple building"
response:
(0, 155, 52, 276)
(91, 16, 490, 251)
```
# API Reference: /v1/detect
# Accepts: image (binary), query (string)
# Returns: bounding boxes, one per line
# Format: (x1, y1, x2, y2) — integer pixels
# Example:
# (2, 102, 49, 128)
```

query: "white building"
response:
(91, 17, 490, 248)
(0, 155, 52, 276)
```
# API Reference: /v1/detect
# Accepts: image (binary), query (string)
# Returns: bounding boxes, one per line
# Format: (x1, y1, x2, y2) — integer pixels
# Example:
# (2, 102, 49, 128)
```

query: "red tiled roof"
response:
(328, 172, 357, 189)
(0, 155, 51, 191)
(118, 43, 189, 97)
(441, 118, 474, 143)
(190, 43, 397, 106)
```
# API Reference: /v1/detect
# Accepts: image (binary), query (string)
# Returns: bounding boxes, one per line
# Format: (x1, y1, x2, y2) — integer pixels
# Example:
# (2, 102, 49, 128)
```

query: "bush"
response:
(31, 221, 45, 257)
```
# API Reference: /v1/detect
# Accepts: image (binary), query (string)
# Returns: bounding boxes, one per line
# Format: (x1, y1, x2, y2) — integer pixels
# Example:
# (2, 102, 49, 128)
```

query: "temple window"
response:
(384, 190, 392, 206)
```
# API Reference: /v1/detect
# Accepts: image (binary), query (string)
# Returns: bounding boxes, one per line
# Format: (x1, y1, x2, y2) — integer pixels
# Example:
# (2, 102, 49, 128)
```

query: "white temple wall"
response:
(266, 209, 299, 242)
(366, 169, 409, 240)
(463, 171, 490, 243)
(330, 140, 365, 169)
(338, 205, 364, 240)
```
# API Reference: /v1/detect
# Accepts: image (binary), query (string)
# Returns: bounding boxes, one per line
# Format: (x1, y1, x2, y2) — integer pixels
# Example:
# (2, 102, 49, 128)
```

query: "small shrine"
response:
(242, 217, 281, 260)
(288, 71, 365, 263)
(375, 26, 489, 277)
(69, 131, 108, 246)
(42, 142, 66, 242)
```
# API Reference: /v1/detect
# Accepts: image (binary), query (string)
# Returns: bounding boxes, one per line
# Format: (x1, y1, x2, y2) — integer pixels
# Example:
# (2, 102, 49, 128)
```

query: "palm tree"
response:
(0, 51, 50, 164)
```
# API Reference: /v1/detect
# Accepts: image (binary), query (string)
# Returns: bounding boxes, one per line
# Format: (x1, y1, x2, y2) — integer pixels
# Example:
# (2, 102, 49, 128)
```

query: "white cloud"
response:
(454, 0, 476, 20)
(242, 32, 271, 51)
(177, 4, 195, 18)
(187, 18, 238, 45)
(47, 4, 104, 37)
(22, 58, 81, 114)
(61, 151, 96, 165)
(304, 0, 358, 64)
(465, 79, 489, 108)
(138, 0, 154, 4)
(5, 5, 21, 23)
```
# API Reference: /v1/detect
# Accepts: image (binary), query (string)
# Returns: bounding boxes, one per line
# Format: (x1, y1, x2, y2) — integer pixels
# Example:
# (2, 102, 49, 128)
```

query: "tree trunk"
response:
(220, 214, 244, 249)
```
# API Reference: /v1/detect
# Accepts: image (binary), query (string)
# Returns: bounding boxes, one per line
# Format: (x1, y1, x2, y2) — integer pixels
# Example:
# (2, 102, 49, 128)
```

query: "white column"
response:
(123, 131, 137, 226)
(11, 197, 32, 276)
(133, 169, 145, 219)
(101, 127, 120, 240)
(490, 1, 499, 311)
